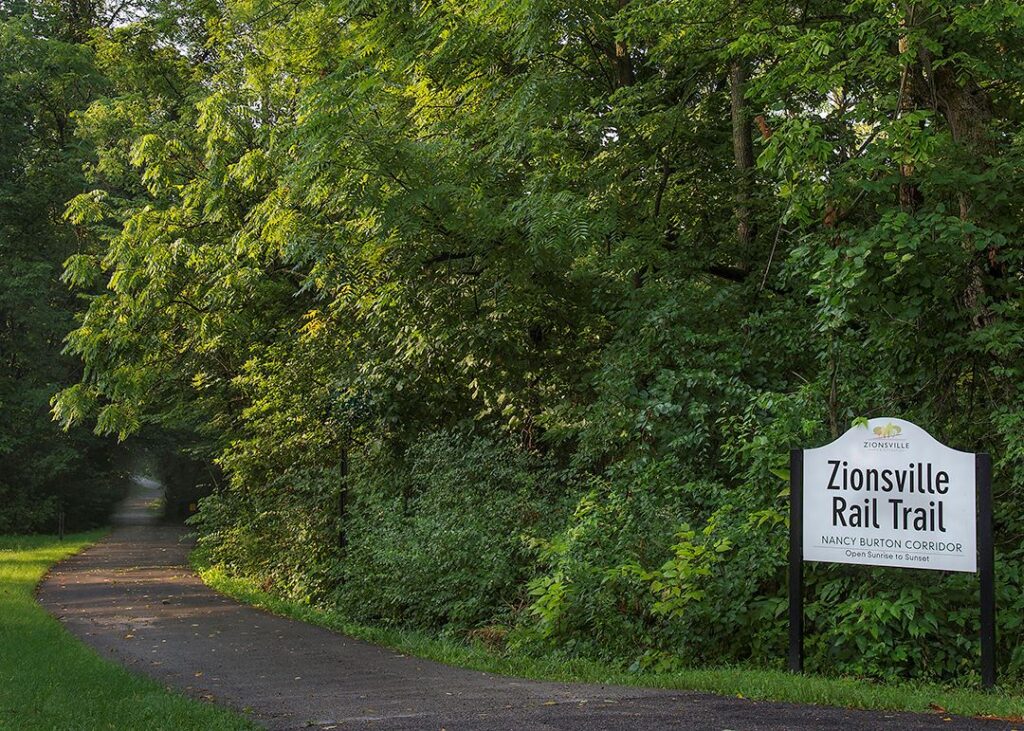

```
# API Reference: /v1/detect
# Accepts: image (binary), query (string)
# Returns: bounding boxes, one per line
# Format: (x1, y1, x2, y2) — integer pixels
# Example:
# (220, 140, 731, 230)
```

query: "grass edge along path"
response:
(0, 532, 255, 731)
(197, 563, 1023, 725)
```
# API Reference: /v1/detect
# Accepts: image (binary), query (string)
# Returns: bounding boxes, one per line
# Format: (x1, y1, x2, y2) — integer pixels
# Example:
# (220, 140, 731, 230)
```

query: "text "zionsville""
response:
(826, 460, 950, 494)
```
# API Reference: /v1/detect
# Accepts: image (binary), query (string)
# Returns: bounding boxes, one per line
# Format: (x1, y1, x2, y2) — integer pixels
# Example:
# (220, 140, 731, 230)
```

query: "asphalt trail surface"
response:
(37, 482, 1015, 730)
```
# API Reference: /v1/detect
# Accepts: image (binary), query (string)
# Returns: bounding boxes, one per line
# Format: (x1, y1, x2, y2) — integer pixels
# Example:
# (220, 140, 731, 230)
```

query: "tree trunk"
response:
(730, 59, 755, 249)
(897, 8, 923, 213)
(913, 41, 994, 329)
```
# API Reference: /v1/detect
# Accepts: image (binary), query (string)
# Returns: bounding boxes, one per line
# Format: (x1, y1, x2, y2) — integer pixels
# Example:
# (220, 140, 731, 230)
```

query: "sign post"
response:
(977, 453, 995, 688)
(788, 448, 803, 674)
(789, 418, 996, 687)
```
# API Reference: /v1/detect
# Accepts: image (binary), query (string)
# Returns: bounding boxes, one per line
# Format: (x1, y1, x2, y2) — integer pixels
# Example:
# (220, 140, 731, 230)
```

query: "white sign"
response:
(803, 418, 976, 573)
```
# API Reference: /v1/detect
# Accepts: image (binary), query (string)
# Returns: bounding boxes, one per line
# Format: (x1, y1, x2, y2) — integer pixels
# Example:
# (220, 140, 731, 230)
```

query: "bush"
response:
(338, 430, 569, 632)
(192, 464, 344, 604)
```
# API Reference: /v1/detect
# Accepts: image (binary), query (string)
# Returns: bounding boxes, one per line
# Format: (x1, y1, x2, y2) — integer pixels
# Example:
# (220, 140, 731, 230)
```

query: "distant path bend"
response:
(38, 482, 1011, 730)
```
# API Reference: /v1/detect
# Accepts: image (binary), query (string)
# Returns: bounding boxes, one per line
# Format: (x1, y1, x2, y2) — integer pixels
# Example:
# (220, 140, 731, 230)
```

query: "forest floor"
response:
(32, 483, 1020, 730)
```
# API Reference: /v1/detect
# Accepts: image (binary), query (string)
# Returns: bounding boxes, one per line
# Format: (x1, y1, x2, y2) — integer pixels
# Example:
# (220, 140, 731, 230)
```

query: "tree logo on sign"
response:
(871, 423, 902, 439)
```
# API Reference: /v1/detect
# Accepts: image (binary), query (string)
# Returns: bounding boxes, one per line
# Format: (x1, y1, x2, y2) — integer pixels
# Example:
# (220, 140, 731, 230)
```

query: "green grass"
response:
(198, 564, 1024, 724)
(0, 533, 255, 731)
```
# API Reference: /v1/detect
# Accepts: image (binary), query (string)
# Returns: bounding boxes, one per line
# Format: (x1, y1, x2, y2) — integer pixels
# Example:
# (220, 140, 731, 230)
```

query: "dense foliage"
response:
(0, 0, 125, 532)
(25, 0, 1024, 681)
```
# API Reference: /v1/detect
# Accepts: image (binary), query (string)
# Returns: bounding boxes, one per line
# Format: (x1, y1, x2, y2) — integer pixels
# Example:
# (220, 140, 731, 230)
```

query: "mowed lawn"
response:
(0, 532, 253, 731)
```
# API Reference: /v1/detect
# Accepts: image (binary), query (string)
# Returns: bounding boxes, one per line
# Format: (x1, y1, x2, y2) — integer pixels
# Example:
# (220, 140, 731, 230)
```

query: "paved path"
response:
(37, 482, 1015, 730)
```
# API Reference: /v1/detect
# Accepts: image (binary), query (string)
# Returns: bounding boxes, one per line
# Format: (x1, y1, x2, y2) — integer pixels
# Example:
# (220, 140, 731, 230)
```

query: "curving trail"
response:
(37, 482, 1012, 730)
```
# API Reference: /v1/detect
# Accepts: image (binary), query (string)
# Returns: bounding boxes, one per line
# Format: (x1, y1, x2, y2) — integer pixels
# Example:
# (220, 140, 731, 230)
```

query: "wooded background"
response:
(4, 0, 1024, 681)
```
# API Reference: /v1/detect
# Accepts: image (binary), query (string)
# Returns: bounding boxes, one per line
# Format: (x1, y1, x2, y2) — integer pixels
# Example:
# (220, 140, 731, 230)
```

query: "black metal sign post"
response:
(789, 447, 997, 688)
(977, 453, 996, 689)
(788, 448, 804, 674)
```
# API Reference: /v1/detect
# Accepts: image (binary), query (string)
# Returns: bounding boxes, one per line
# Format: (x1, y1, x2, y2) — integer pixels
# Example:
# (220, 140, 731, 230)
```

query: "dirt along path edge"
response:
(37, 481, 1015, 730)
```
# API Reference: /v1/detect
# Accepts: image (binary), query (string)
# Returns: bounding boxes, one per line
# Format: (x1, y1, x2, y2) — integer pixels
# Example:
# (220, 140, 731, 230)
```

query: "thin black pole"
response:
(789, 448, 804, 673)
(976, 452, 996, 689)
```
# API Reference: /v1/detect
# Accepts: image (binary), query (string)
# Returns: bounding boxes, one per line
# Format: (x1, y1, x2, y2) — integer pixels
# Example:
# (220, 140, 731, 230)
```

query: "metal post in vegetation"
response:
(788, 448, 804, 674)
(977, 453, 996, 689)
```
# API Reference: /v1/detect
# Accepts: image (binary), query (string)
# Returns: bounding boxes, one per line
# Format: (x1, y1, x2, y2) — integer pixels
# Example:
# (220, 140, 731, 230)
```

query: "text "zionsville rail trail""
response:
(827, 460, 949, 532)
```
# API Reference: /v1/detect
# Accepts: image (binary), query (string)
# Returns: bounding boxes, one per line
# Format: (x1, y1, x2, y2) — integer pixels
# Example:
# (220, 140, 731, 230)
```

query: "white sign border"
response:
(800, 418, 978, 574)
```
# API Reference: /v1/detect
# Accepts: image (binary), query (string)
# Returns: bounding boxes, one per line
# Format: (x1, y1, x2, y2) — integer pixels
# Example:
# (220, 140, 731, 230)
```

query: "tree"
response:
(0, 3, 119, 532)
(52, 0, 1024, 680)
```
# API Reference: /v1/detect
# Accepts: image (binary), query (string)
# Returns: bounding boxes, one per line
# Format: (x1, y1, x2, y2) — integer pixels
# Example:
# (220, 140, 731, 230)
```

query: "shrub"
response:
(338, 430, 569, 632)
